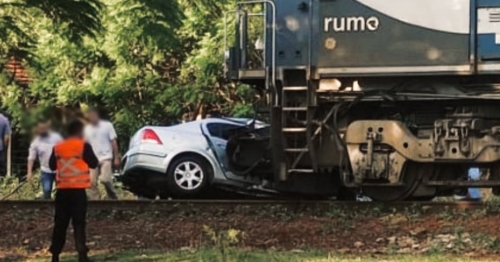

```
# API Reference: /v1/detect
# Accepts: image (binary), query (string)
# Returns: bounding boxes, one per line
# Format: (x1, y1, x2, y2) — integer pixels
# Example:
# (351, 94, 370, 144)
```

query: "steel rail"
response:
(0, 200, 488, 211)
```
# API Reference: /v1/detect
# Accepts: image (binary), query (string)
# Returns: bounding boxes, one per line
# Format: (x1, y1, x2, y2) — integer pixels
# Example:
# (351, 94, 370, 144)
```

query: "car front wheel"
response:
(166, 156, 211, 198)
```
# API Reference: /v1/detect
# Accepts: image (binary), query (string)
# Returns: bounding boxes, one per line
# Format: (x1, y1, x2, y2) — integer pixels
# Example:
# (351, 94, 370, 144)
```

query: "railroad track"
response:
(0, 200, 489, 212)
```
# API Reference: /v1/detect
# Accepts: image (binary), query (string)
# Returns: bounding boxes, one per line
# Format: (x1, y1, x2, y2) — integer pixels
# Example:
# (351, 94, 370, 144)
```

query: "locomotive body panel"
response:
(316, 0, 471, 75)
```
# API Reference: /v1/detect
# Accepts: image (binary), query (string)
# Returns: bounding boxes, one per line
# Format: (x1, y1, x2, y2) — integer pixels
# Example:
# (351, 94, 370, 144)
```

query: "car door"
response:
(203, 122, 243, 171)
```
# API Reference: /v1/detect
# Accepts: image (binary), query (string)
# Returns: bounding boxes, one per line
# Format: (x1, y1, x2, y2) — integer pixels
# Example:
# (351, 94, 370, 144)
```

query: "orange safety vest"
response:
(54, 138, 91, 189)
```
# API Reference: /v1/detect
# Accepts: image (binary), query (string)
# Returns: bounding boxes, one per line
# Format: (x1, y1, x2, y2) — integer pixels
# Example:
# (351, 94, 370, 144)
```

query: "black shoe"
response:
(78, 253, 90, 262)
(51, 255, 59, 262)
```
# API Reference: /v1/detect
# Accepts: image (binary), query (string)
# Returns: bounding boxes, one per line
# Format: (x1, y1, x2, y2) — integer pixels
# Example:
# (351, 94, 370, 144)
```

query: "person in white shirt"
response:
(27, 121, 63, 199)
(84, 108, 120, 200)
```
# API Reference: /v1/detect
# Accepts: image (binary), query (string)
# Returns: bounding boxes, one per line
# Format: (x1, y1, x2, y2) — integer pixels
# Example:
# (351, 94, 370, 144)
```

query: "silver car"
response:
(119, 118, 268, 199)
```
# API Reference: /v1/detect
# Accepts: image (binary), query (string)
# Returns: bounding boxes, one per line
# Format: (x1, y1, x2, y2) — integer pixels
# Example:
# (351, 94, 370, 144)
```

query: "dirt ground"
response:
(1, 204, 500, 261)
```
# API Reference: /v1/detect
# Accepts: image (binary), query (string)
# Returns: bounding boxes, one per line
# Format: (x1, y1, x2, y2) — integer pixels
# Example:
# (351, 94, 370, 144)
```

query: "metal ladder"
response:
(280, 81, 317, 177)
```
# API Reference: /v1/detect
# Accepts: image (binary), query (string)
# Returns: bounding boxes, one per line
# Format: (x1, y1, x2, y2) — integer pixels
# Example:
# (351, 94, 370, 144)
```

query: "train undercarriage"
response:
(227, 75, 500, 201)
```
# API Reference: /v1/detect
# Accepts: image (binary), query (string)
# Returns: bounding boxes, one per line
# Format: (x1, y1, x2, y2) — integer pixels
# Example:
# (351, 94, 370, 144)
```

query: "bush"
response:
(0, 174, 40, 200)
(0, 172, 135, 200)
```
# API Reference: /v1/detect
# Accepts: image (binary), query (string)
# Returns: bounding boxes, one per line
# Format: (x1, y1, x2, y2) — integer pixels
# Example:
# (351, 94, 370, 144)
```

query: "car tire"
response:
(166, 155, 212, 198)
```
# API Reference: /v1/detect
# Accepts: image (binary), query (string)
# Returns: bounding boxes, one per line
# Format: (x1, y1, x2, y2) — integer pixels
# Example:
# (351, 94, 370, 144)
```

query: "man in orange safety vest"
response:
(48, 119, 98, 262)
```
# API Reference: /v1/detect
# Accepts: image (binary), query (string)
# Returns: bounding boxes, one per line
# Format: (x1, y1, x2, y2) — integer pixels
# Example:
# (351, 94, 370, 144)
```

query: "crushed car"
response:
(118, 118, 271, 199)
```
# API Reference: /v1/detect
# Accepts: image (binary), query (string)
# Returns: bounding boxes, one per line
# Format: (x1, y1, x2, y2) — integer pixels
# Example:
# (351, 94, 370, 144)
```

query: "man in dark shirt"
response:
(48, 120, 98, 262)
(0, 112, 11, 177)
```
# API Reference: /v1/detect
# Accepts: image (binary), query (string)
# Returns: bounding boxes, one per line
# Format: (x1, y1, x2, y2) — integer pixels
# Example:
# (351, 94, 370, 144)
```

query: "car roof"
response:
(149, 117, 266, 134)
(182, 117, 251, 125)
(158, 118, 246, 132)
(202, 117, 268, 127)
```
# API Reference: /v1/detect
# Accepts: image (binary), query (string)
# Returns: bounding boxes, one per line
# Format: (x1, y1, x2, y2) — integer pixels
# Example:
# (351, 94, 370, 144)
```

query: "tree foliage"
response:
(0, 0, 256, 145)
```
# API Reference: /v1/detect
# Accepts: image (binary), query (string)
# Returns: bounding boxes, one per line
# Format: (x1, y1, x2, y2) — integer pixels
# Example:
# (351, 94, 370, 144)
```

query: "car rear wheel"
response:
(166, 155, 211, 198)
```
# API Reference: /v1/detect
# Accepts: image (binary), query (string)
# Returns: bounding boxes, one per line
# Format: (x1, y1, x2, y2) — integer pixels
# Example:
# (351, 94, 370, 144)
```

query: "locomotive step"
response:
(283, 86, 308, 91)
(282, 127, 307, 132)
(284, 148, 309, 153)
(282, 107, 308, 111)
(288, 169, 314, 173)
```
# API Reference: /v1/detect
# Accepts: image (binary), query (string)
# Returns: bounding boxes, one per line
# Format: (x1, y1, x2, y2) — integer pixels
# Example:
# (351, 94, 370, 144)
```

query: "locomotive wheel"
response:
(491, 164, 500, 196)
(361, 162, 423, 202)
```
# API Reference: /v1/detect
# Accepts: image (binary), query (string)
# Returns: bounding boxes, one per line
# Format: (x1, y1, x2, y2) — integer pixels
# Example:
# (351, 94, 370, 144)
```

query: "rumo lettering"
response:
(323, 16, 380, 32)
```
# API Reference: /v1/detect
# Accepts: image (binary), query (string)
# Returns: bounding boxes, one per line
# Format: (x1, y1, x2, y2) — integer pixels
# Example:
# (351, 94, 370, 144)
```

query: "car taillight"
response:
(141, 129, 162, 145)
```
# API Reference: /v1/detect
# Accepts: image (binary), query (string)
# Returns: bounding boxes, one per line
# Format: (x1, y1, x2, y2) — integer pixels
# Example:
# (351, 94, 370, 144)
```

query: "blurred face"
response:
(86, 111, 100, 124)
(37, 123, 49, 137)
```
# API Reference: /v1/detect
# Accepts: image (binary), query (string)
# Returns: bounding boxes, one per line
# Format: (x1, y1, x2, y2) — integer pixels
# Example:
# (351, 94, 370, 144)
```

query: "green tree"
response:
(0, 0, 103, 132)
(178, 0, 256, 119)
(1, 0, 257, 146)
(0, 0, 103, 76)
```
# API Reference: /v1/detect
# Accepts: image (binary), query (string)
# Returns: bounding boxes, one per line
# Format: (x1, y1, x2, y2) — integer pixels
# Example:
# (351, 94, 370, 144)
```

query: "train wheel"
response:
(361, 162, 423, 202)
(491, 164, 500, 196)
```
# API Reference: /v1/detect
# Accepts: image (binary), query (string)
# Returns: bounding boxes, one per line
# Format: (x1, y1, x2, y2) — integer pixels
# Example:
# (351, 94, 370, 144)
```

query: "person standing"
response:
(48, 119, 98, 262)
(467, 167, 482, 201)
(84, 108, 120, 200)
(27, 121, 63, 199)
(0, 112, 11, 177)
(454, 167, 483, 201)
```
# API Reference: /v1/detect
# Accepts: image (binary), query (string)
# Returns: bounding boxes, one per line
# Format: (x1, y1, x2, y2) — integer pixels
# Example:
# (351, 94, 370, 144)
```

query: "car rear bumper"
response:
(122, 152, 167, 175)
(118, 153, 169, 195)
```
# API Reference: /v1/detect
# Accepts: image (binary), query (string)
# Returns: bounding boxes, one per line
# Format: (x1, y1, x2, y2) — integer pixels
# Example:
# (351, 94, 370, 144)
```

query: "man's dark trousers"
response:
(0, 149, 6, 177)
(49, 189, 88, 256)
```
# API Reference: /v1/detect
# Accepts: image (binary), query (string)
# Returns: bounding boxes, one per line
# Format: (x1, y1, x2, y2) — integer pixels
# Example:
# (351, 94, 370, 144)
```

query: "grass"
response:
(0, 173, 135, 200)
(22, 249, 500, 262)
